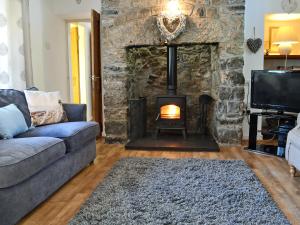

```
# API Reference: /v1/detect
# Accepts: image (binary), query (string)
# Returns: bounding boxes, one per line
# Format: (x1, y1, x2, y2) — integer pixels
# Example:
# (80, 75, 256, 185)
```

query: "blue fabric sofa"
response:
(0, 89, 100, 225)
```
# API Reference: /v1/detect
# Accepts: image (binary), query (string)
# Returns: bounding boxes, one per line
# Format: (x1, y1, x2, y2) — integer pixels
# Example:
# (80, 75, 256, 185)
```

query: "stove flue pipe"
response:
(167, 45, 177, 95)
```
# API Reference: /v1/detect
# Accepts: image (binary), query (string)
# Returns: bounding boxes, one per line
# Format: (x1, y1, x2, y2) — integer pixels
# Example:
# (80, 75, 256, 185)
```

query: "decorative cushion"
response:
(0, 89, 31, 127)
(17, 121, 100, 152)
(0, 104, 28, 139)
(0, 137, 66, 188)
(24, 90, 67, 126)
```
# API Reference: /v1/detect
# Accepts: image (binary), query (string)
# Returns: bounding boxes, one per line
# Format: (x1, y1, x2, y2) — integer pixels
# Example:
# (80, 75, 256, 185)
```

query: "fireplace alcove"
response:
(125, 44, 220, 151)
(102, 0, 245, 145)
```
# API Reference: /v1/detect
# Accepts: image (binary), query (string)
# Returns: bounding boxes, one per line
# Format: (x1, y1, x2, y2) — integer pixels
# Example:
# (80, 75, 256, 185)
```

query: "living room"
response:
(0, 0, 300, 224)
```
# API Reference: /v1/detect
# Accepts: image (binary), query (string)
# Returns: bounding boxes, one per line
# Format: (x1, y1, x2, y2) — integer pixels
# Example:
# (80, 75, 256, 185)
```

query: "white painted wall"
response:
(243, 0, 300, 138)
(46, 0, 100, 20)
(43, 1, 70, 101)
(29, 0, 100, 102)
(28, 0, 45, 90)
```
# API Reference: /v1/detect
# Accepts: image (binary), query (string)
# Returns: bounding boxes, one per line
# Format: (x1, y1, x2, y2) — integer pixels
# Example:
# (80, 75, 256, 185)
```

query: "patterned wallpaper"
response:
(0, 0, 26, 90)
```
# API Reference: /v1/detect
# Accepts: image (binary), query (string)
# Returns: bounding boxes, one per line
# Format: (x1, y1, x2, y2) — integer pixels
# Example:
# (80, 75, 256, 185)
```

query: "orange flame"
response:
(160, 104, 180, 119)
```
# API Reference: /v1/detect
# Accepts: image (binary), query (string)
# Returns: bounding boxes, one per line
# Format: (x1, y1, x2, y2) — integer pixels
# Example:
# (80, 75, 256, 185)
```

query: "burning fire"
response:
(161, 104, 180, 119)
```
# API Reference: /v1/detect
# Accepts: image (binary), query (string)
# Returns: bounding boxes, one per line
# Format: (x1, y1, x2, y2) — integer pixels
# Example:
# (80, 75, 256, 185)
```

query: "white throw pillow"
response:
(24, 90, 67, 126)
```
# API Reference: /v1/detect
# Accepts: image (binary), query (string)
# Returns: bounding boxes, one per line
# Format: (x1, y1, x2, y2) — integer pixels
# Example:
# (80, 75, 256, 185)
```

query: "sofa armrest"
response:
(63, 104, 87, 122)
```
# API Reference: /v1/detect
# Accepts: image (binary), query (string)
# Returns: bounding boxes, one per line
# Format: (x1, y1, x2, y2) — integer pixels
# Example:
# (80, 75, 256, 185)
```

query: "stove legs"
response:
(154, 129, 159, 139)
(155, 128, 187, 140)
(182, 129, 187, 140)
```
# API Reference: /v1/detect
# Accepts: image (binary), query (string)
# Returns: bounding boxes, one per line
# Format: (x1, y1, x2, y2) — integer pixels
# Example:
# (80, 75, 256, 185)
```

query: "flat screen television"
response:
(251, 70, 300, 113)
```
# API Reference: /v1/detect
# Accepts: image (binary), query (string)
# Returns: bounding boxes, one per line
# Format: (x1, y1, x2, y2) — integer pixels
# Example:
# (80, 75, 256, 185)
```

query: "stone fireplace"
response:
(102, 0, 245, 145)
(127, 44, 219, 135)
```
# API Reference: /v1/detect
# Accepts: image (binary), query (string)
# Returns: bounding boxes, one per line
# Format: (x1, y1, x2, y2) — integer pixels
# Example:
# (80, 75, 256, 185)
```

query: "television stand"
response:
(246, 112, 296, 156)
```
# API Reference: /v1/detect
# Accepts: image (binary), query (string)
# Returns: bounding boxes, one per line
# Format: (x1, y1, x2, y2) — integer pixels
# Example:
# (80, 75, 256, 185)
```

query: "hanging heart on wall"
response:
(247, 38, 262, 53)
(157, 14, 186, 42)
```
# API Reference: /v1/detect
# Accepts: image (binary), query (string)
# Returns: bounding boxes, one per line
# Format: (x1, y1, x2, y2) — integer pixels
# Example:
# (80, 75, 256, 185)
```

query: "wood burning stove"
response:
(155, 45, 187, 139)
(155, 95, 187, 138)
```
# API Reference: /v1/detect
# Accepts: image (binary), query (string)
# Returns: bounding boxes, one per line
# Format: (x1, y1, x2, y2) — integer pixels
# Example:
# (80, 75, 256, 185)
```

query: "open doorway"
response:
(261, 13, 300, 140)
(68, 22, 92, 120)
(264, 13, 300, 70)
(67, 10, 103, 132)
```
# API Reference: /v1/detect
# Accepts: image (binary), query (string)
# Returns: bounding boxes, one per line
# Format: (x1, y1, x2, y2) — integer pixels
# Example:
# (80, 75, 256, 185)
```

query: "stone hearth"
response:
(102, 0, 245, 144)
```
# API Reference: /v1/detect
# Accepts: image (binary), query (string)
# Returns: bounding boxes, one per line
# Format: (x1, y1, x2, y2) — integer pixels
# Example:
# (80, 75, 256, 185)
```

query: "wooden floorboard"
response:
(19, 139, 300, 225)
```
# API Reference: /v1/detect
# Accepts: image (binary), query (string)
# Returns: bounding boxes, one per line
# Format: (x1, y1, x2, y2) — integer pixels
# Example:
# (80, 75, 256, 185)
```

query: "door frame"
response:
(91, 9, 103, 130)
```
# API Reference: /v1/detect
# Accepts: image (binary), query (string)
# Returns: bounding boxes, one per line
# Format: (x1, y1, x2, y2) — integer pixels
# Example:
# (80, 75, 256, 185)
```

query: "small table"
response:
(246, 112, 296, 157)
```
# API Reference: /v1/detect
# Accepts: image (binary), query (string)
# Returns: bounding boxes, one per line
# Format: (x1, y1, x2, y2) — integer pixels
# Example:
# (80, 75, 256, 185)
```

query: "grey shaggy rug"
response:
(69, 158, 290, 225)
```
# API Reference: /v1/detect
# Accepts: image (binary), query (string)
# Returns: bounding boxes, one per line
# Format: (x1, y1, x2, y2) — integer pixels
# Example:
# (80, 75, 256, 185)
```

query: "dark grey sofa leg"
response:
(89, 159, 97, 166)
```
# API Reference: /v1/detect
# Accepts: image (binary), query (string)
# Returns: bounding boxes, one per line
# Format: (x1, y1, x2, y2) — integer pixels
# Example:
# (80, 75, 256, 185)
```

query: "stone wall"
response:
(102, 0, 245, 144)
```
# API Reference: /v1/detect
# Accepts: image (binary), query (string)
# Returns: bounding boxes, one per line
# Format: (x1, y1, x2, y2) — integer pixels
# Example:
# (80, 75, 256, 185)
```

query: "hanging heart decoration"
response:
(247, 38, 262, 53)
(157, 14, 186, 42)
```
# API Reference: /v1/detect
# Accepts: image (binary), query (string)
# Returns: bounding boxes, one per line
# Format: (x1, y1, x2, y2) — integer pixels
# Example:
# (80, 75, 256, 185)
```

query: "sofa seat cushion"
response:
(17, 122, 100, 152)
(0, 137, 66, 188)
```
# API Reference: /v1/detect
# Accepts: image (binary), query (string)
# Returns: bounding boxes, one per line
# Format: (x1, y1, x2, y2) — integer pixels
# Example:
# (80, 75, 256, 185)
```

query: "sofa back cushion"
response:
(0, 89, 31, 127)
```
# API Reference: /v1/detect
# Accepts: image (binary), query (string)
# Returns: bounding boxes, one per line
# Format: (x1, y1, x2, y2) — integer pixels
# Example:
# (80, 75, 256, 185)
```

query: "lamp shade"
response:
(273, 26, 299, 45)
